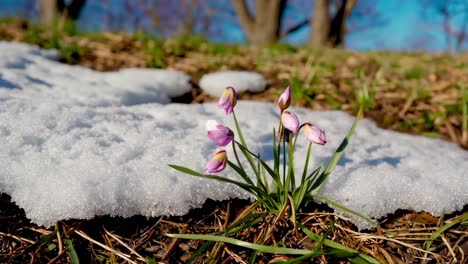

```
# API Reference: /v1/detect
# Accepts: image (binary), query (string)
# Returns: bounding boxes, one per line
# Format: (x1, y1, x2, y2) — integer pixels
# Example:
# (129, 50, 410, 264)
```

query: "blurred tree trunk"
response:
(231, 0, 286, 45)
(309, 0, 358, 47)
(39, 0, 86, 25)
(39, 0, 57, 25)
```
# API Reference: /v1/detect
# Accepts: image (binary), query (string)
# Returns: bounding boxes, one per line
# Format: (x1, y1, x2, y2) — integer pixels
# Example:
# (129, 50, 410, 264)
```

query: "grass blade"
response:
(167, 233, 312, 255)
(227, 159, 255, 186)
(233, 111, 260, 178)
(314, 195, 377, 227)
(169, 164, 262, 195)
(64, 238, 80, 264)
(23, 230, 57, 253)
(235, 142, 283, 190)
(423, 212, 468, 250)
(311, 107, 362, 195)
(297, 222, 379, 264)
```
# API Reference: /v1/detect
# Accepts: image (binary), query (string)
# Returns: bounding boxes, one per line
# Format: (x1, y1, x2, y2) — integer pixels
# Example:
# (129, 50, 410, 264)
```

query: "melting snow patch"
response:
(0, 42, 191, 106)
(0, 42, 467, 229)
(200, 71, 267, 97)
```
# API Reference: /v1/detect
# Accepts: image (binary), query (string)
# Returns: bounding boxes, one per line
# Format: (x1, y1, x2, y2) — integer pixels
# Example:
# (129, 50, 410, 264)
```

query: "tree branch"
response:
(67, 0, 86, 20)
(231, 0, 255, 31)
(281, 18, 309, 38)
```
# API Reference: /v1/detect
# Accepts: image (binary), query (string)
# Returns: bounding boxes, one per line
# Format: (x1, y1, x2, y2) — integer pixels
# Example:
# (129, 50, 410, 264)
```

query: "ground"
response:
(0, 18, 467, 263)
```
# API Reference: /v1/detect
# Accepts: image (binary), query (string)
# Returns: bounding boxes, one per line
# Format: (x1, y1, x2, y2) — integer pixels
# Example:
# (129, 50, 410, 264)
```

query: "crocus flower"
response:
(218, 87, 237, 114)
(206, 120, 234, 146)
(281, 111, 300, 132)
(303, 123, 327, 145)
(205, 149, 227, 173)
(277, 86, 291, 111)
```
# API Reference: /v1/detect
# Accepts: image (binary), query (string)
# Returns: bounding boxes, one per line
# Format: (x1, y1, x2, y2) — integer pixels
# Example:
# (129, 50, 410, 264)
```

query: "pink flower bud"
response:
(205, 149, 227, 173)
(277, 86, 291, 111)
(281, 111, 300, 132)
(206, 120, 234, 146)
(218, 87, 237, 114)
(303, 123, 327, 145)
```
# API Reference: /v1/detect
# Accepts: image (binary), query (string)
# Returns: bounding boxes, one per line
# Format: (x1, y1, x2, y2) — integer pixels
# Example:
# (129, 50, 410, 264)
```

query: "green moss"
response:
(404, 66, 426, 80)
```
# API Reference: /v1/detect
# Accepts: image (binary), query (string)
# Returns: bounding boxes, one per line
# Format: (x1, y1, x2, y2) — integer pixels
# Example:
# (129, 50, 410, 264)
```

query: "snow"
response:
(199, 71, 267, 97)
(0, 42, 467, 229)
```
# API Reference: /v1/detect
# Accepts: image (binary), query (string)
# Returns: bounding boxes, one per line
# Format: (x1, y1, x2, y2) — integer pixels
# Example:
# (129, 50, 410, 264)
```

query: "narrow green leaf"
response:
(235, 142, 282, 190)
(306, 166, 322, 193)
(314, 195, 377, 227)
(64, 238, 80, 264)
(311, 107, 363, 195)
(231, 140, 250, 180)
(301, 143, 312, 183)
(167, 234, 312, 255)
(169, 164, 205, 177)
(273, 128, 280, 175)
(169, 164, 262, 195)
(297, 222, 379, 264)
(423, 212, 468, 250)
(23, 230, 57, 253)
(188, 240, 214, 263)
(233, 111, 260, 178)
(348, 256, 373, 264)
(227, 159, 254, 186)
(293, 143, 314, 210)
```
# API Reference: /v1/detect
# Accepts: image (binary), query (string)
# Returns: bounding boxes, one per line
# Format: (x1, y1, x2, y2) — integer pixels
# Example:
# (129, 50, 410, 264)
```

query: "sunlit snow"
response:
(0, 42, 466, 229)
(199, 71, 267, 97)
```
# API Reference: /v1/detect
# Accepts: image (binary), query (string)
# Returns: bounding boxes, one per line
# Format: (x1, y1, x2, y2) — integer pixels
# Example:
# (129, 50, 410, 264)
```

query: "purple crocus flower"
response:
(277, 86, 291, 111)
(206, 120, 234, 146)
(205, 149, 227, 173)
(218, 87, 237, 114)
(281, 111, 300, 132)
(303, 123, 327, 145)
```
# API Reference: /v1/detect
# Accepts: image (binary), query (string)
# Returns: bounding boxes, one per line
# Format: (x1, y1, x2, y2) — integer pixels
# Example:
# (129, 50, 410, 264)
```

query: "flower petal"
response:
(281, 111, 300, 132)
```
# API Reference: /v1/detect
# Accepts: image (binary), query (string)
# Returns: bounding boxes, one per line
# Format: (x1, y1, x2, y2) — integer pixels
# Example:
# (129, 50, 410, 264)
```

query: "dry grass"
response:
(1, 194, 467, 263)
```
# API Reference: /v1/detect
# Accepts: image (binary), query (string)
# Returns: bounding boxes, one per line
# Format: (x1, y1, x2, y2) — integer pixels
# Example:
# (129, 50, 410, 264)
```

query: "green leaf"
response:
(64, 238, 80, 264)
(47, 243, 56, 251)
(226, 159, 254, 186)
(273, 128, 280, 176)
(297, 222, 379, 264)
(233, 111, 260, 179)
(188, 241, 215, 263)
(235, 142, 282, 190)
(311, 107, 363, 195)
(300, 143, 313, 184)
(314, 195, 377, 227)
(167, 233, 312, 255)
(349, 256, 373, 264)
(23, 230, 57, 253)
(305, 166, 322, 193)
(423, 212, 468, 250)
(146, 257, 158, 264)
(169, 164, 261, 195)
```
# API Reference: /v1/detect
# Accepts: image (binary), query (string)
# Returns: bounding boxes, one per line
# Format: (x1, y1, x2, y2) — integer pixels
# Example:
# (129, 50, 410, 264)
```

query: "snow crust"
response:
(199, 71, 267, 97)
(0, 42, 467, 229)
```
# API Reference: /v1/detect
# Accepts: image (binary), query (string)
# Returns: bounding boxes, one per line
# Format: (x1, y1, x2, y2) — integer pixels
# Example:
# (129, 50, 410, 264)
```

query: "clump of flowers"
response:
(168, 86, 378, 263)
(170, 85, 364, 215)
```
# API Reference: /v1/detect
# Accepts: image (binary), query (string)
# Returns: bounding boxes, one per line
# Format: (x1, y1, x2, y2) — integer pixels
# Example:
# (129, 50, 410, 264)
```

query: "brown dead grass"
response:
(1, 194, 467, 263)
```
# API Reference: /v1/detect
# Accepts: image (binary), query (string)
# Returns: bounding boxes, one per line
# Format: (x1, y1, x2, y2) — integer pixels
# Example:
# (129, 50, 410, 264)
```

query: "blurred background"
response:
(0, 0, 467, 52)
